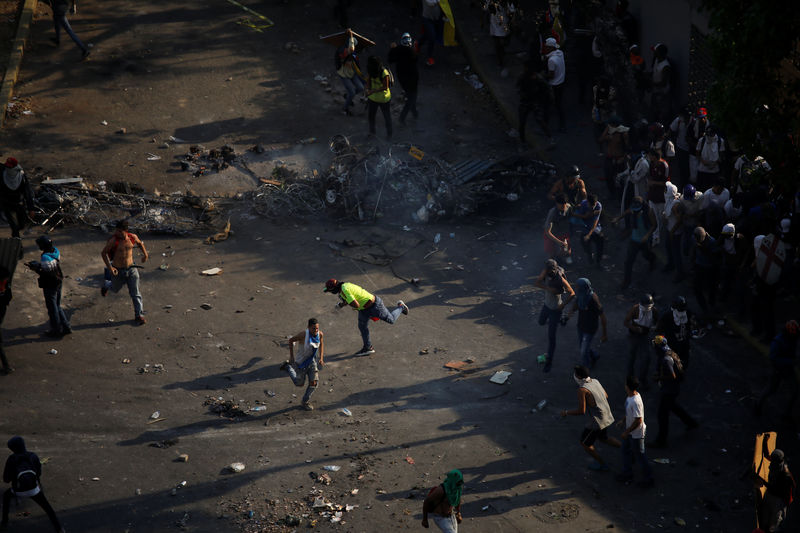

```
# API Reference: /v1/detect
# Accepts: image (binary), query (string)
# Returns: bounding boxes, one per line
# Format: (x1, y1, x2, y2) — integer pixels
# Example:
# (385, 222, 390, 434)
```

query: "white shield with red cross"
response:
(756, 234, 786, 285)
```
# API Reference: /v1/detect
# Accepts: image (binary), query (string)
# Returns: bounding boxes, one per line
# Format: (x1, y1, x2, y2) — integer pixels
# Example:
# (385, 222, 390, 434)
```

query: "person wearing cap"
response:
(686, 107, 709, 183)
(543, 36, 565, 133)
(0, 158, 35, 250)
(623, 293, 659, 388)
(560, 365, 620, 471)
(335, 28, 364, 116)
(755, 320, 799, 418)
(280, 318, 324, 411)
(695, 125, 725, 192)
(756, 448, 796, 532)
(388, 32, 419, 125)
(25, 236, 71, 337)
(1, 436, 66, 533)
(419, 0, 443, 67)
(548, 165, 587, 206)
(616, 375, 654, 488)
(649, 43, 671, 122)
(422, 469, 463, 531)
(656, 295, 694, 369)
(649, 337, 697, 448)
(0, 266, 13, 375)
(323, 279, 408, 356)
(535, 259, 574, 373)
(718, 222, 747, 306)
(48, 0, 90, 60)
(613, 196, 657, 290)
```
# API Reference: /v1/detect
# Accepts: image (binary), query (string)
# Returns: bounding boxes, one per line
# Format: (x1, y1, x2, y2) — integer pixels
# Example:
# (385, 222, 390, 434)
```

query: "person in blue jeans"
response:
(49, 0, 90, 60)
(280, 318, 324, 411)
(335, 29, 365, 115)
(25, 236, 71, 337)
(535, 259, 574, 373)
(616, 376, 654, 487)
(566, 278, 607, 368)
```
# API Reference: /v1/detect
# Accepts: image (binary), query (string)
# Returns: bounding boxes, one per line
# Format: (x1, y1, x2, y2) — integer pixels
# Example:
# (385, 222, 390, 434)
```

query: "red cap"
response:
(323, 279, 339, 292)
(696, 107, 708, 118)
(4, 157, 18, 168)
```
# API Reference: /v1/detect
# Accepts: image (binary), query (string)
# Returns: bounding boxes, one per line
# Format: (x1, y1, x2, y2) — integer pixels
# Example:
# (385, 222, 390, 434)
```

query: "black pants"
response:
(549, 84, 565, 131)
(518, 102, 549, 142)
(580, 232, 604, 265)
(2, 488, 62, 531)
(653, 391, 696, 444)
(368, 100, 392, 138)
(623, 239, 656, 286)
(399, 88, 418, 123)
(2, 206, 27, 238)
(751, 278, 776, 339)
(693, 265, 717, 314)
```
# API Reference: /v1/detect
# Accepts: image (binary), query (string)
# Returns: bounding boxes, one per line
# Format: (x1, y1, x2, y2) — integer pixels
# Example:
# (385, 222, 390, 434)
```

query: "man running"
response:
(101, 220, 149, 325)
(422, 469, 463, 532)
(280, 318, 324, 411)
(323, 278, 408, 355)
(561, 365, 620, 471)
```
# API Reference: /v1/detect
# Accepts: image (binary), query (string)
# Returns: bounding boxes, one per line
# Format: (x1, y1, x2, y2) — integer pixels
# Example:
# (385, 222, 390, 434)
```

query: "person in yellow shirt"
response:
(365, 56, 392, 139)
(324, 278, 408, 355)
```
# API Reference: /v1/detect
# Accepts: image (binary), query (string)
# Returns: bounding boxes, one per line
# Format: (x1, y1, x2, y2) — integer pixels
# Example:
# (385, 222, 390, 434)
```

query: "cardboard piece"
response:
(489, 371, 511, 384)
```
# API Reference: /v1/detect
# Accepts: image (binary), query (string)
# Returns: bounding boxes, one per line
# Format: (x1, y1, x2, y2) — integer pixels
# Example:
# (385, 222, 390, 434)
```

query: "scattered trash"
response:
(201, 267, 223, 276)
(535, 400, 548, 411)
(146, 153, 161, 161)
(506, 193, 519, 201)
(100, 120, 108, 126)
(298, 137, 317, 145)
(405, 456, 415, 465)
(340, 408, 353, 417)
(178, 454, 189, 462)
(322, 465, 341, 472)
(117, 128, 127, 134)
(200, 303, 213, 310)
(674, 517, 686, 527)
(265, 390, 276, 397)
(444, 360, 474, 371)
(502, 302, 513, 307)
(482, 505, 490, 511)
(653, 458, 671, 464)
(434, 233, 441, 244)
(419, 348, 429, 355)
(48, 349, 58, 355)
(464, 74, 484, 90)
(350, 488, 359, 495)
(92, 477, 100, 481)
(250, 405, 267, 412)
(149, 411, 161, 420)
(724, 389, 732, 394)
(149, 438, 179, 449)
(537, 354, 547, 364)
(121, 358, 131, 364)
(159, 263, 169, 271)
(227, 462, 246, 473)
(204, 219, 232, 244)
(489, 371, 512, 384)
(204, 396, 249, 418)
(408, 146, 425, 160)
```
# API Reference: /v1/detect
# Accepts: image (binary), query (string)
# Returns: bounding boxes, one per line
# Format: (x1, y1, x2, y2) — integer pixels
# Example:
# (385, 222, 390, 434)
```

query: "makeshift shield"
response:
(755, 234, 785, 285)
(319, 30, 376, 53)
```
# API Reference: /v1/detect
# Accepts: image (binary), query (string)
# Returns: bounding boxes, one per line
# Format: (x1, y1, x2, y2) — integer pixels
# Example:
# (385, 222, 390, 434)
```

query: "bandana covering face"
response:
(672, 309, 688, 326)
(443, 469, 463, 507)
(576, 278, 593, 310)
(3, 165, 23, 190)
(574, 374, 590, 387)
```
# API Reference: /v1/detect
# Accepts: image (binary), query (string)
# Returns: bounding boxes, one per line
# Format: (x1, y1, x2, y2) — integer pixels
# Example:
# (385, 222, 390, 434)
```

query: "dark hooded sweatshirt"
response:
(3, 436, 42, 492)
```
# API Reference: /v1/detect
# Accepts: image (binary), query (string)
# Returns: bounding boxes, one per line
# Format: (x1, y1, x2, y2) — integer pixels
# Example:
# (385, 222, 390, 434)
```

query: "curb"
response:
(450, 2, 543, 156)
(0, 0, 38, 128)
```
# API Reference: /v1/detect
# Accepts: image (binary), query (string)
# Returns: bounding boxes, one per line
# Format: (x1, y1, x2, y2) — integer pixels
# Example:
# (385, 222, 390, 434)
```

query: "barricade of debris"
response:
(247, 134, 557, 223)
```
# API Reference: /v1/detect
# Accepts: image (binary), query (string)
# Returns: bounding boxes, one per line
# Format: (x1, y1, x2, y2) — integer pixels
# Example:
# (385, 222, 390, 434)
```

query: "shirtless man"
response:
(101, 220, 149, 324)
(422, 469, 463, 532)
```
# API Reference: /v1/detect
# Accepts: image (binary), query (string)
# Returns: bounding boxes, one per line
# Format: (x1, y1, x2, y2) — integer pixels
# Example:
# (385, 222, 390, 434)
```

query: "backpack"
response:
(14, 453, 39, 492)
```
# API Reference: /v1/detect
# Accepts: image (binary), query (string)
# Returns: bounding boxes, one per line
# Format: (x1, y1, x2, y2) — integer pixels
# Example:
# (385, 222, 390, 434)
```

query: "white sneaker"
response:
(397, 300, 409, 315)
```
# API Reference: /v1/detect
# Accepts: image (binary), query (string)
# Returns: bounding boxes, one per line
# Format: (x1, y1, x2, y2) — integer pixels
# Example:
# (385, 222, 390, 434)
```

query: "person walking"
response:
(365, 56, 393, 139)
(616, 376, 655, 487)
(422, 469, 463, 532)
(623, 293, 659, 389)
(1, 436, 66, 533)
(535, 259, 574, 373)
(565, 278, 607, 369)
(517, 58, 552, 145)
(48, 0, 90, 60)
(689, 226, 719, 325)
(0, 158, 35, 256)
(560, 365, 621, 471)
(649, 337, 698, 448)
(656, 295, 693, 369)
(613, 196, 657, 290)
(573, 193, 604, 266)
(543, 193, 574, 264)
(419, 0, 442, 67)
(543, 37, 566, 132)
(25, 236, 70, 337)
(324, 278, 408, 356)
(388, 32, 419, 125)
(100, 220, 149, 325)
(335, 29, 365, 116)
(0, 266, 13, 375)
(280, 318, 324, 411)
(756, 449, 796, 533)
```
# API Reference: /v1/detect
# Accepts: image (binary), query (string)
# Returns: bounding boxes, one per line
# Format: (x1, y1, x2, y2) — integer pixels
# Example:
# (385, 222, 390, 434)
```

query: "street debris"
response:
(489, 371, 512, 384)
(204, 396, 249, 418)
(201, 267, 223, 276)
(137, 363, 165, 374)
(149, 411, 160, 420)
(149, 438, 179, 449)
(48, 349, 58, 355)
(340, 408, 353, 417)
(205, 219, 232, 244)
(227, 462, 246, 473)
(404, 456, 415, 465)
(178, 454, 189, 462)
(444, 360, 474, 371)
(322, 465, 341, 472)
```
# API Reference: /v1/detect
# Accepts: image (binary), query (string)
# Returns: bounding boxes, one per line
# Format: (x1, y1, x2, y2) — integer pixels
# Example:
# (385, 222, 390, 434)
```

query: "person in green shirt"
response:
(365, 56, 393, 139)
(324, 278, 408, 355)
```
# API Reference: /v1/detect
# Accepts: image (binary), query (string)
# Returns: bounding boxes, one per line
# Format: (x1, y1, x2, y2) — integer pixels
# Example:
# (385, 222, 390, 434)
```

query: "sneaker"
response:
(0, 367, 14, 376)
(101, 286, 108, 297)
(397, 300, 409, 315)
(61, 327, 72, 335)
(81, 48, 91, 61)
(302, 402, 314, 411)
(542, 360, 552, 373)
(356, 346, 375, 356)
(135, 316, 147, 325)
(279, 360, 290, 372)
(588, 462, 609, 471)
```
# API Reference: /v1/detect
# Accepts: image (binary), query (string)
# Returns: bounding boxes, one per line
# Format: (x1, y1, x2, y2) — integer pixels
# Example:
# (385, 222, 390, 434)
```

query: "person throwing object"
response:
(280, 318, 324, 411)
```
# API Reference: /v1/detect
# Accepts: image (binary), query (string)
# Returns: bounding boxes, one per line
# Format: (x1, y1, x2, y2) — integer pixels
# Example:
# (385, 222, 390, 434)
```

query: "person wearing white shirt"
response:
(616, 376, 654, 487)
(544, 37, 565, 132)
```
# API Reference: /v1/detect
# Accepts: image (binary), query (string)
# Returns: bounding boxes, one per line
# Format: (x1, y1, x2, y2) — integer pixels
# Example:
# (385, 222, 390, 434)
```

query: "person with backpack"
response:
(335, 29, 365, 116)
(100, 220, 149, 325)
(421, 469, 463, 532)
(387, 32, 419, 125)
(695, 125, 725, 192)
(364, 56, 393, 139)
(1, 436, 65, 532)
(649, 336, 698, 448)
(25, 236, 70, 337)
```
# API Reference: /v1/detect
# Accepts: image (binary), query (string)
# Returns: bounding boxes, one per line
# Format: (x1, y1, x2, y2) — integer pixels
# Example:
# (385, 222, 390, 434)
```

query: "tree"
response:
(702, 0, 800, 191)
